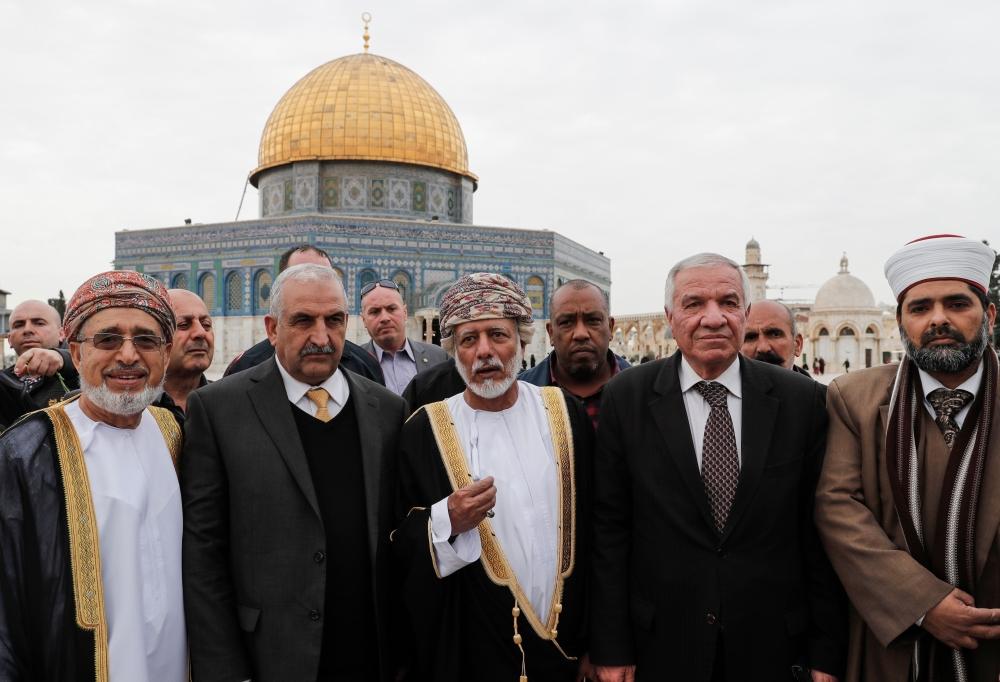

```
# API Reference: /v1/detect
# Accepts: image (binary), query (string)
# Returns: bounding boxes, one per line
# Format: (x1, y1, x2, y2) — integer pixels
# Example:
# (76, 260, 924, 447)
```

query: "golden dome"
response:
(251, 52, 476, 186)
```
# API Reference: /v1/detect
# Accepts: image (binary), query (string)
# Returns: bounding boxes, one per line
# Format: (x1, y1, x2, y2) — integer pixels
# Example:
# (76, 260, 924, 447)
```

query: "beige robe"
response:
(816, 363, 1000, 682)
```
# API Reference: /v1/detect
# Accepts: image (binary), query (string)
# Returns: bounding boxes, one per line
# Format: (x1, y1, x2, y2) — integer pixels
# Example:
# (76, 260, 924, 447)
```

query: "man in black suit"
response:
(591, 253, 845, 682)
(182, 263, 407, 681)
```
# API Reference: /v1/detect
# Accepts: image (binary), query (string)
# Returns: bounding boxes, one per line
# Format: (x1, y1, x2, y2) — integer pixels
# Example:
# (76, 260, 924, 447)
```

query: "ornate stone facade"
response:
(113, 46, 611, 376)
(116, 214, 610, 373)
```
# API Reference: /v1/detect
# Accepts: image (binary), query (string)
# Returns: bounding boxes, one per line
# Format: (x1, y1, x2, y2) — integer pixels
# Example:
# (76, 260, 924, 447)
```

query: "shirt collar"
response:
(917, 359, 985, 401)
(274, 357, 349, 408)
(373, 338, 414, 363)
(679, 354, 743, 399)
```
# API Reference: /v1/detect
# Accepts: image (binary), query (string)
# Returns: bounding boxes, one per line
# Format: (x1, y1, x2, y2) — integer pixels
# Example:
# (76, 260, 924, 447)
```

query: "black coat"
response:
(0, 349, 79, 432)
(392, 390, 594, 682)
(400, 358, 465, 413)
(590, 353, 846, 681)
(0, 414, 97, 681)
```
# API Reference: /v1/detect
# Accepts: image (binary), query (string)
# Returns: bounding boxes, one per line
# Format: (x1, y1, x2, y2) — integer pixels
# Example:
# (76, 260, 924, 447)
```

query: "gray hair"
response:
(269, 263, 345, 318)
(663, 252, 751, 312)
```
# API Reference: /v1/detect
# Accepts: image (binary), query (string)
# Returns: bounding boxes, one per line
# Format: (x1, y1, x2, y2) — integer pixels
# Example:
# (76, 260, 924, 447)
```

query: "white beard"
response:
(457, 344, 523, 400)
(80, 376, 165, 417)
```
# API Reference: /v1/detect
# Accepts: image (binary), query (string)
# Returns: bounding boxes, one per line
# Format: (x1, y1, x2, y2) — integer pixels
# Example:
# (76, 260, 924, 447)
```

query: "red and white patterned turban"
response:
(438, 273, 534, 344)
(63, 271, 176, 342)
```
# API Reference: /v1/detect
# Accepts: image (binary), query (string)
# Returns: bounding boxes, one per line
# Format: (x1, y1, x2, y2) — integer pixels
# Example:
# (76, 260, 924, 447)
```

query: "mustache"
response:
(184, 341, 211, 352)
(472, 357, 503, 373)
(753, 350, 785, 366)
(920, 325, 966, 345)
(300, 343, 335, 356)
(102, 362, 148, 377)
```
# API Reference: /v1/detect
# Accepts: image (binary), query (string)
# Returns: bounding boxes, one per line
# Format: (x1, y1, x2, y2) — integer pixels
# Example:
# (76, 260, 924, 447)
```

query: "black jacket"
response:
(0, 414, 97, 681)
(590, 353, 846, 680)
(0, 349, 79, 432)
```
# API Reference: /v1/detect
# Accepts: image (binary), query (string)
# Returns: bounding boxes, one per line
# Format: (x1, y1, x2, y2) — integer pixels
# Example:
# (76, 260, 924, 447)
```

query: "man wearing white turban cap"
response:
(817, 234, 1000, 682)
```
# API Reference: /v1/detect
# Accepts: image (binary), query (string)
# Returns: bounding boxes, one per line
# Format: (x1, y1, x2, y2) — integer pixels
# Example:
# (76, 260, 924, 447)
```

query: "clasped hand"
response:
(923, 587, 1000, 650)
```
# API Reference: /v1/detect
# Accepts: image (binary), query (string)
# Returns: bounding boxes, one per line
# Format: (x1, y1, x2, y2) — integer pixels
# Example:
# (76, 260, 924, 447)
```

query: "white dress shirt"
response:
(275, 358, 350, 419)
(428, 382, 559, 618)
(66, 401, 187, 682)
(678, 355, 744, 468)
(918, 361, 984, 429)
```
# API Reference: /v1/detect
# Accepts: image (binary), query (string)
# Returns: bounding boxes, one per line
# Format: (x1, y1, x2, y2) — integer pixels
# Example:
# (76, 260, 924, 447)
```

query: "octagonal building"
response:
(114, 46, 610, 374)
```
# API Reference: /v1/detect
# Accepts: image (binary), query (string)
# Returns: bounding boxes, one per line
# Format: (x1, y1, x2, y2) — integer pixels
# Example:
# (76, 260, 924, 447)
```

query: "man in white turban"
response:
(816, 234, 1000, 681)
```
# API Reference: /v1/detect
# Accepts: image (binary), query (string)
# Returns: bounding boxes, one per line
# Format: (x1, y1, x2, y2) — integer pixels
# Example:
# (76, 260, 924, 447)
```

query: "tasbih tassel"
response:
(512, 601, 527, 682)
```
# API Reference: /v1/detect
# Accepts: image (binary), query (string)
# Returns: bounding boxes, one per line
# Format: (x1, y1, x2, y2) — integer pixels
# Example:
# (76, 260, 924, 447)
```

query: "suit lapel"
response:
(248, 359, 321, 520)
(650, 355, 716, 532)
(413, 342, 431, 374)
(975, 374, 1000, 580)
(346, 371, 383, 566)
(721, 358, 778, 541)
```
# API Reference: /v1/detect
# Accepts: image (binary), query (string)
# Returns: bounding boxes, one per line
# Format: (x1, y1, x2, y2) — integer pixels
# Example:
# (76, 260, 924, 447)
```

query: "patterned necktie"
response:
(695, 381, 740, 533)
(927, 387, 974, 449)
(306, 387, 332, 423)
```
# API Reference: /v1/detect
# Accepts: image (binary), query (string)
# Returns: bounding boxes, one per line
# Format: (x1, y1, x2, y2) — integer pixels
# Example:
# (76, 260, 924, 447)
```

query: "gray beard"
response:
(456, 345, 523, 401)
(80, 376, 165, 417)
(901, 315, 991, 374)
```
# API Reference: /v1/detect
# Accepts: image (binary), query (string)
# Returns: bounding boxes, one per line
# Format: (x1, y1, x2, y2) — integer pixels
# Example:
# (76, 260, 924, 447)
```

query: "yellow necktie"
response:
(306, 387, 332, 422)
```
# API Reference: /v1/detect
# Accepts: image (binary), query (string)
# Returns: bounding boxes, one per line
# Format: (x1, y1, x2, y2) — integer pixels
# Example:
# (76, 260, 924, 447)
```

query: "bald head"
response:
(741, 300, 803, 369)
(9, 300, 63, 355)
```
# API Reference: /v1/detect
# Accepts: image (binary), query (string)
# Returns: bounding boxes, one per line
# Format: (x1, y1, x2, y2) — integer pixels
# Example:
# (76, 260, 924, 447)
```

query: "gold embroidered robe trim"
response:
(45, 398, 110, 682)
(42, 397, 183, 682)
(424, 386, 577, 642)
(149, 406, 182, 470)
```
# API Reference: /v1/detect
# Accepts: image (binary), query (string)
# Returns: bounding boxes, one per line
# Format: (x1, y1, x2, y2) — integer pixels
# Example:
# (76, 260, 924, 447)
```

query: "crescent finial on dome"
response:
(362, 12, 371, 52)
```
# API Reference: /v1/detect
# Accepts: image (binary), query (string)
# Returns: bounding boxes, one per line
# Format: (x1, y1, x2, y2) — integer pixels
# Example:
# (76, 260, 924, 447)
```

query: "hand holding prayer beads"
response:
(446, 475, 497, 534)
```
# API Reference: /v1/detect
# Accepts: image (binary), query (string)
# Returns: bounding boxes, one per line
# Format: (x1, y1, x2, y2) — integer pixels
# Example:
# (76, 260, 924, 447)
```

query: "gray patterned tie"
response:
(927, 387, 974, 449)
(695, 381, 740, 533)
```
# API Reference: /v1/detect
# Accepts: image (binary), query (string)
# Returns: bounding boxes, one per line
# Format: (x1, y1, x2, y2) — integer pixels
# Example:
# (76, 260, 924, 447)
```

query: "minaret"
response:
(742, 237, 769, 302)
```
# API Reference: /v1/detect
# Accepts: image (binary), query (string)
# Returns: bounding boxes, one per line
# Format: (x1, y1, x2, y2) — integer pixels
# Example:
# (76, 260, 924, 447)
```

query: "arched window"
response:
(839, 326, 856, 336)
(225, 272, 243, 313)
(171, 272, 189, 290)
(817, 327, 829, 336)
(526, 276, 545, 318)
(254, 270, 273, 314)
(391, 270, 413, 307)
(199, 273, 216, 310)
(865, 325, 877, 336)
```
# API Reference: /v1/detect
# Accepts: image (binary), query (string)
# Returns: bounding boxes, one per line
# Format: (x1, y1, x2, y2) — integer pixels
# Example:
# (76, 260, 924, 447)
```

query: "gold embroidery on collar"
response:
(45, 400, 109, 682)
(425, 386, 576, 644)
(149, 406, 182, 471)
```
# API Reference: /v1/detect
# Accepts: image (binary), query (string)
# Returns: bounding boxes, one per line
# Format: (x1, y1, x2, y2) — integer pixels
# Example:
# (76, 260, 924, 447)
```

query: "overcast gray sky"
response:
(2, 0, 998, 314)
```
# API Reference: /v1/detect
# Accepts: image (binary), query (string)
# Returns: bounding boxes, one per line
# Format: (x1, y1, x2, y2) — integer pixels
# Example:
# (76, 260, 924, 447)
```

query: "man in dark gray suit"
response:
(181, 264, 407, 682)
(359, 278, 448, 395)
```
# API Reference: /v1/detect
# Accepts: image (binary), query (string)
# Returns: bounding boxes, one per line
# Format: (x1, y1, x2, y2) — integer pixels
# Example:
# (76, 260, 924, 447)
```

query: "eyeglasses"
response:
(79, 333, 166, 352)
(360, 278, 400, 297)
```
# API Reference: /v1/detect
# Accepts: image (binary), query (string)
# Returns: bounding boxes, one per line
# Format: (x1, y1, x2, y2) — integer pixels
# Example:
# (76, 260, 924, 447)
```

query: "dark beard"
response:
(901, 315, 990, 374)
(563, 353, 603, 381)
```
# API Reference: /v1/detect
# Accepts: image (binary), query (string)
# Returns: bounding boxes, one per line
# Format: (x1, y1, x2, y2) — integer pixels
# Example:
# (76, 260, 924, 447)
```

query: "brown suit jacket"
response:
(816, 362, 1000, 682)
